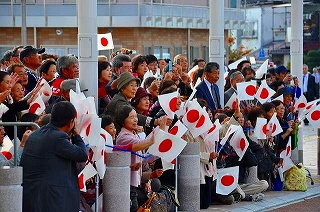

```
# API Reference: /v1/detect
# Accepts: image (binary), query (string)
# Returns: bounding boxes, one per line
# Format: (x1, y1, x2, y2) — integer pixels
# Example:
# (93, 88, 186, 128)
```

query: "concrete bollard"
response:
(178, 142, 200, 212)
(318, 129, 320, 175)
(103, 152, 131, 212)
(0, 166, 23, 212)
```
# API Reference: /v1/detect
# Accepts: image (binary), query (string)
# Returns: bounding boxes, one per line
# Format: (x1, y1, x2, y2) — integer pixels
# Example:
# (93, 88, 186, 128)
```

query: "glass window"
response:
(144, 46, 152, 55)
(153, 46, 170, 59)
(190, 46, 199, 63)
(174, 46, 182, 56)
(203, 46, 209, 63)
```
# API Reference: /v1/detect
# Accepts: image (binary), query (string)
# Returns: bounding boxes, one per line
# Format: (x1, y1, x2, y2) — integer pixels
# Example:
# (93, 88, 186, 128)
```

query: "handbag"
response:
(137, 192, 156, 212)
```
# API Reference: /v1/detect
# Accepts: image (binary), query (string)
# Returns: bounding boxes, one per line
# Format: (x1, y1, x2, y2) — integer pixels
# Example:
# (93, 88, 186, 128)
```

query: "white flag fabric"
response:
(168, 120, 188, 138)
(220, 125, 240, 146)
(28, 95, 46, 115)
(39, 78, 52, 103)
(203, 118, 222, 141)
(254, 117, 268, 139)
(236, 81, 256, 101)
(225, 92, 238, 110)
(294, 95, 307, 112)
(255, 80, 276, 104)
(95, 150, 107, 179)
(273, 94, 283, 102)
(0, 135, 13, 160)
(100, 128, 114, 153)
(228, 57, 246, 70)
(216, 166, 239, 195)
(148, 129, 187, 163)
(255, 59, 269, 79)
(0, 103, 9, 119)
(229, 128, 249, 161)
(158, 91, 179, 118)
(182, 100, 203, 127)
(189, 108, 213, 138)
(97, 33, 114, 50)
(78, 163, 98, 192)
(269, 113, 283, 136)
(306, 103, 320, 128)
(279, 137, 294, 175)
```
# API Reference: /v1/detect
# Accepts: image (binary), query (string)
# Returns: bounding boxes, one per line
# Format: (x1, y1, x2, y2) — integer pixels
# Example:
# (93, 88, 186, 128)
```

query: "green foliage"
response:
(304, 49, 320, 70)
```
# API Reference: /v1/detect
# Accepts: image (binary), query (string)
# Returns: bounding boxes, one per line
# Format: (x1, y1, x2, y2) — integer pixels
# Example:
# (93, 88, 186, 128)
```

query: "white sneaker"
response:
(235, 185, 246, 199)
(252, 193, 265, 202)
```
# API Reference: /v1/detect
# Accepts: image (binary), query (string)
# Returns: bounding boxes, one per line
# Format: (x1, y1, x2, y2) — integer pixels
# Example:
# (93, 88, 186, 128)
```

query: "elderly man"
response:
(51, 55, 79, 98)
(19, 46, 45, 91)
(195, 62, 221, 113)
(21, 101, 88, 212)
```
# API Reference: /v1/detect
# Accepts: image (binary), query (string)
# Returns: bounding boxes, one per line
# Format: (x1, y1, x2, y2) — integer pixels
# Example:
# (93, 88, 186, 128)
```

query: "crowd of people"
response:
(0, 45, 318, 212)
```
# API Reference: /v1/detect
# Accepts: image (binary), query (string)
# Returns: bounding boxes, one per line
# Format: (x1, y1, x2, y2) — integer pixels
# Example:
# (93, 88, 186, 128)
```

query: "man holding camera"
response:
(21, 101, 88, 212)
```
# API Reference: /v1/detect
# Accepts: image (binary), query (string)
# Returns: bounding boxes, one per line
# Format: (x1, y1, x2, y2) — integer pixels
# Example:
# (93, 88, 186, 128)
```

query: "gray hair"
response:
(230, 71, 243, 81)
(56, 55, 78, 75)
(111, 54, 131, 68)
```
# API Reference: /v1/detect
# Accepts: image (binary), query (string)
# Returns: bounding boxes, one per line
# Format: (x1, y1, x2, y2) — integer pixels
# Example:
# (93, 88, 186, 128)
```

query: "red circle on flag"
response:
(2, 151, 12, 160)
(240, 138, 246, 151)
(306, 104, 314, 110)
(104, 151, 107, 165)
(158, 139, 173, 152)
(286, 145, 291, 156)
(221, 175, 235, 186)
(195, 115, 205, 128)
(232, 99, 238, 109)
(171, 158, 176, 164)
(260, 88, 269, 99)
(311, 110, 320, 121)
(43, 91, 50, 96)
(29, 103, 41, 114)
(169, 126, 178, 135)
(86, 124, 91, 136)
(78, 173, 85, 189)
(297, 103, 306, 109)
(101, 37, 108, 47)
(186, 109, 199, 123)
(245, 85, 256, 96)
(208, 125, 216, 134)
(169, 97, 178, 112)
(272, 124, 277, 133)
(262, 124, 268, 134)
(100, 133, 106, 142)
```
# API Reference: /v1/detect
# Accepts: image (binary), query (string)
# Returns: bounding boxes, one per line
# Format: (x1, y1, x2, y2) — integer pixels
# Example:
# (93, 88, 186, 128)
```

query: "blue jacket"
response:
(195, 80, 221, 112)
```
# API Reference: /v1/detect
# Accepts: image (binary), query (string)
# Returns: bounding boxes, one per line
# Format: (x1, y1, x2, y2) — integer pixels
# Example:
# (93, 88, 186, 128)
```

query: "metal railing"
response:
(0, 122, 40, 166)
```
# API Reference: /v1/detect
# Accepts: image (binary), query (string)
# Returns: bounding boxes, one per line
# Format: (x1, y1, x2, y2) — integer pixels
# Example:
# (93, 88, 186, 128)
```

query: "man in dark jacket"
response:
(20, 101, 88, 212)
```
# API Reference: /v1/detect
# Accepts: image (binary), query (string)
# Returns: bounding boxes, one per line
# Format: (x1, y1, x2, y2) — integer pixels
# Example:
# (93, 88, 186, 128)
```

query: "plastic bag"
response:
(284, 163, 307, 191)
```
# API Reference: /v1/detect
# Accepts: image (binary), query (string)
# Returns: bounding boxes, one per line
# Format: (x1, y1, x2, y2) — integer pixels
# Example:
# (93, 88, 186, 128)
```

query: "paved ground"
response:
(269, 196, 320, 212)
(202, 124, 320, 212)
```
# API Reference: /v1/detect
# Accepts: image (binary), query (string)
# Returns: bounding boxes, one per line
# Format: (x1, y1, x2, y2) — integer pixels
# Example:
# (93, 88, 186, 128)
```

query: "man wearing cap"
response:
(275, 65, 292, 84)
(104, 72, 165, 131)
(20, 46, 45, 91)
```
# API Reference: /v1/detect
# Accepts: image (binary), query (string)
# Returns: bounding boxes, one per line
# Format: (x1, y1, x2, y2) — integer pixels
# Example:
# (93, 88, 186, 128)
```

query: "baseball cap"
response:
(19, 46, 45, 62)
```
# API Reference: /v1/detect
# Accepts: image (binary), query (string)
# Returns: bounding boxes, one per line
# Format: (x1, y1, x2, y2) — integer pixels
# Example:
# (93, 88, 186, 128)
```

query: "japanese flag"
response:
(254, 117, 268, 139)
(279, 137, 294, 174)
(203, 119, 222, 141)
(95, 149, 107, 179)
(225, 92, 238, 110)
(168, 120, 188, 138)
(229, 128, 249, 161)
(158, 91, 179, 118)
(216, 166, 239, 195)
(28, 95, 46, 115)
(0, 136, 13, 160)
(294, 95, 307, 112)
(189, 108, 212, 138)
(236, 81, 256, 101)
(306, 103, 320, 128)
(78, 162, 98, 192)
(255, 59, 268, 79)
(0, 103, 9, 119)
(220, 125, 240, 146)
(181, 100, 203, 128)
(97, 33, 114, 50)
(269, 113, 283, 136)
(39, 78, 52, 103)
(255, 80, 276, 104)
(78, 114, 100, 145)
(148, 129, 187, 163)
(100, 128, 114, 153)
(228, 57, 246, 70)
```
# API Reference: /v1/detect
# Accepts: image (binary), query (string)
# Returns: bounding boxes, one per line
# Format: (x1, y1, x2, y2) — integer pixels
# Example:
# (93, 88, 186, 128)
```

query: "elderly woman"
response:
(115, 105, 166, 210)
(104, 72, 169, 133)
